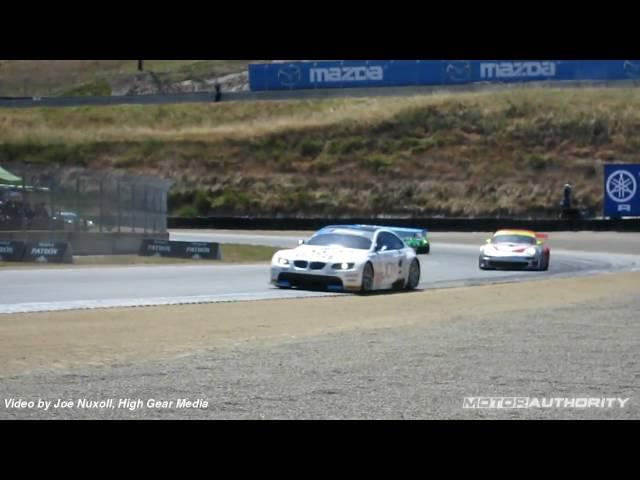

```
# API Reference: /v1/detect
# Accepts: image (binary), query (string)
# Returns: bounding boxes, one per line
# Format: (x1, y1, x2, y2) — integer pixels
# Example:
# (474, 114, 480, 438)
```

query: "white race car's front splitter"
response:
(271, 266, 363, 291)
(480, 255, 539, 270)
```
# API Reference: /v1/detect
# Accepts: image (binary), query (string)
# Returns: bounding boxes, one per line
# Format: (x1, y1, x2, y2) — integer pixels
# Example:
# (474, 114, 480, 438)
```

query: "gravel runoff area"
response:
(0, 271, 638, 420)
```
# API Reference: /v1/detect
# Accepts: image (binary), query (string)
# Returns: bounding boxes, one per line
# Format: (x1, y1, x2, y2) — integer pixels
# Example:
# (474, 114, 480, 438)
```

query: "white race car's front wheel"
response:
(361, 262, 374, 293)
(405, 259, 420, 290)
(541, 251, 550, 271)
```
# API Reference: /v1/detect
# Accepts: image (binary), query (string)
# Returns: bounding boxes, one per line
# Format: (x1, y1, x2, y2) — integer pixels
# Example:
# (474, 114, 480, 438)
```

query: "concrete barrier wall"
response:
(168, 216, 640, 232)
(0, 231, 169, 255)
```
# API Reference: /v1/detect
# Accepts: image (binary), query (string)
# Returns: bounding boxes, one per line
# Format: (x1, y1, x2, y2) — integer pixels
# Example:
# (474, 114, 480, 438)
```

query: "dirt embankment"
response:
(1, 88, 640, 217)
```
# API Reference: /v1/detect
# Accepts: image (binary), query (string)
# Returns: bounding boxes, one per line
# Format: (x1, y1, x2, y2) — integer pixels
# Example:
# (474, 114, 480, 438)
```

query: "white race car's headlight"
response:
(276, 257, 290, 266)
(525, 247, 537, 257)
(483, 245, 495, 255)
(331, 262, 355, 270)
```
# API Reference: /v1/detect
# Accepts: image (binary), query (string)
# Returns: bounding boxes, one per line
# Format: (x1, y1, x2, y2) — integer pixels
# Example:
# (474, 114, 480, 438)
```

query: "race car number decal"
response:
(384, 263, 395, 279)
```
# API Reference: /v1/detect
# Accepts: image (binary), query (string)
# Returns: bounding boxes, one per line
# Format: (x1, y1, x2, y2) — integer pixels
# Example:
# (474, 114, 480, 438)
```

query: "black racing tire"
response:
(415, 245, 430, 255)
(541, 251, 550, 271)
(360, 262, 374, 293)
(405, 259, 421, 290)
(479, 257, 488, 270)
(424, 244, 430, 255)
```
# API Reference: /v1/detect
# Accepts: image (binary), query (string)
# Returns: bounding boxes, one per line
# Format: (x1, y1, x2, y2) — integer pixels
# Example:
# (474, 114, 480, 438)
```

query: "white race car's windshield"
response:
(492, 235, 536, 245)
(307, 233, 372, 250)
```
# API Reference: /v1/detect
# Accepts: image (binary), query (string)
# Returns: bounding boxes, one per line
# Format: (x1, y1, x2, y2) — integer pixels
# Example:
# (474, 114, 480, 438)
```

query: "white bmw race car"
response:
(270, 225, 422, 293)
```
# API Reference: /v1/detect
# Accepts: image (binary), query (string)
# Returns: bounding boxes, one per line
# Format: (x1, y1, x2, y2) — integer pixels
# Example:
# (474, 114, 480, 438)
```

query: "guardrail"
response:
(0, 91, 220, 109)
(1, 79, 638, 109)
(168, 217, 640, 232)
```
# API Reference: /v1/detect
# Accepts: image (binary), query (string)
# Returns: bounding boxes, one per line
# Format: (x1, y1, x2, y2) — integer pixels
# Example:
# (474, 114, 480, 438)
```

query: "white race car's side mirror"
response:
(298, 239, 305, 246)
(486, 239, 492, 244)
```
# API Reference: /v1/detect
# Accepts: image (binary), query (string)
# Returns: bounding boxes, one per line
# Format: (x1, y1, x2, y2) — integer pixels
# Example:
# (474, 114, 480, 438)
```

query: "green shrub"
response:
(299, 138, 324, 157)
(363, 155, 393, 172)
(173, 204, 199, 217)
(194, 190, 211, 215)
(526, 154, 551, 171)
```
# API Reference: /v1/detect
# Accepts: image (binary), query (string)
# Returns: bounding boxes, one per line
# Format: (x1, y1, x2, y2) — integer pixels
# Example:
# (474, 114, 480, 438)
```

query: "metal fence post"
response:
(75, 176, 80, 232)
(99, 179, 104, 233)
(49, 177, 55, 231)
(150, 188, 155, 232)
(46, 177, 51, 232)
(163, 189, 168, 232)
(21, 172, 26, 232)
(156, 188, 159, 233)
(154, 188, 159, 232)
(143, 185, 148, 234)
(117, 180, 121, 233)
(131, 184, 136, 233)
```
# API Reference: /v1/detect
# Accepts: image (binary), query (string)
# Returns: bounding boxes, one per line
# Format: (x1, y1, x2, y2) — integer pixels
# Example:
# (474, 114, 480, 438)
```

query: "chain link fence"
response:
(0, 163, 173, 233)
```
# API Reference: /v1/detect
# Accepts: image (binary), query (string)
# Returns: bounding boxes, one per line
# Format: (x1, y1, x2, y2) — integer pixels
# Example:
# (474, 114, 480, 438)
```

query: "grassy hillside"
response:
(1, 87, 639, 217)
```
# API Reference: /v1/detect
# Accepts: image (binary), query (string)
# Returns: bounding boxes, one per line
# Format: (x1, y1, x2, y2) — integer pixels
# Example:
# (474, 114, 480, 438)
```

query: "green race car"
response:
(393, 228, 430, 254)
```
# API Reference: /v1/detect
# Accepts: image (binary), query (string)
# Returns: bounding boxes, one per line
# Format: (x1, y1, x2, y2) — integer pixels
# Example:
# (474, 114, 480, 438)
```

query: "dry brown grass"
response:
(0, 96, 446, 143)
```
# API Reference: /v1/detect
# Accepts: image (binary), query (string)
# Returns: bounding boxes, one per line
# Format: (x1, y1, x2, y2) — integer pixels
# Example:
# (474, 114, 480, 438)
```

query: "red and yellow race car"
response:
(478, 229, 550, 271)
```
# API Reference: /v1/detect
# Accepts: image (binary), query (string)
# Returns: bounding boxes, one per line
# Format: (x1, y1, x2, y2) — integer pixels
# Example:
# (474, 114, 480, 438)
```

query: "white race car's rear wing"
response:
(353, 225, 428, 236)
(535, 233, 549, 244)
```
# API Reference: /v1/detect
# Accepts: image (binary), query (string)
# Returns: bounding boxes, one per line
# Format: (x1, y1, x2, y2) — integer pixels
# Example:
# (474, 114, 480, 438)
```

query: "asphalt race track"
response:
(2, 230, 640, 420)
(1, 231, 639, 314)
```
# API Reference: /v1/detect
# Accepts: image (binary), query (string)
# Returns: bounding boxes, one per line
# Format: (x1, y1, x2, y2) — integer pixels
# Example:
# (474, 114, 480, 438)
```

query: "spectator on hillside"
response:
(24, 202, 34, 217)
(34, 202, 49, 219)
(2, 201, 20, 229)
(561, 182, 573, 209)
(23, 202, 35, 227)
